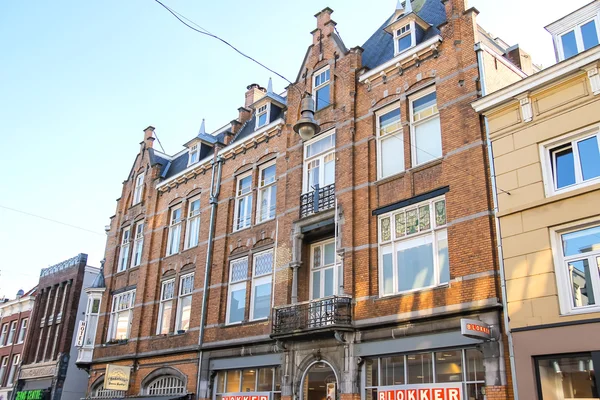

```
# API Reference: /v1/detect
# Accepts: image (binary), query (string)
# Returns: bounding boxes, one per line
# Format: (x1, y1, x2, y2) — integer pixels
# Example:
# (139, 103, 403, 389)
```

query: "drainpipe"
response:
(196, 155, 223, 399)
(475, 42, 519, 400)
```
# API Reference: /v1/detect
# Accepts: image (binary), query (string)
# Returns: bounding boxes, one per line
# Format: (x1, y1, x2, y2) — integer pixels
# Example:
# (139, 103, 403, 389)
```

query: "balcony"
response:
(271, 295, 352, 339)
(300, 183, 335, 219)
(75, 347, 93, 365)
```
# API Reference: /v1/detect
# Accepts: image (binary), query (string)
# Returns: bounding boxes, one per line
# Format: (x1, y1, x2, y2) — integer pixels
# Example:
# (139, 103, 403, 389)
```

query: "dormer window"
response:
(558, 19, 599, 60)
(256, 104, 269, 129)
(395, 23, 413, 54)
(188, 144, 200, 165)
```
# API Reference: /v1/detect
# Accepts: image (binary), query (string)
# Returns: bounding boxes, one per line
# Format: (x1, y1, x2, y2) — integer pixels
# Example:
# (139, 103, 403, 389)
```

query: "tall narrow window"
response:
(410, 89, 442, 166)
(394, 23, 413, 54)
(0, 324, 7, 346)
(131, 222, 144, 267)
(376, 105, 404, 179)
(133, 172, 144, 205)
(166, 206, 183, 256)
(257, 163, 277, 223)
(251, 250, 273, 320)
(227, 258, 249, 324)
(83, 299, 100, 347)
(234, 173, 253, 231)
(185, 197, 201, 249)
(256, 104, 269, 128)
(303, 131, 336, 193)
(118, 227, 131, 272)
(6, 321, 17, 345)
(313, 67, 331, 111)
(6, 354, 20, 386)
(108, 290, 135, 341)
(176, 273, 194, 331)
(157, 279, 175, 335)
(188, 144, 200, 165)
(0, 357, 8, 386)
(17, 318, 28, 343)
(310, 239, 337, 300)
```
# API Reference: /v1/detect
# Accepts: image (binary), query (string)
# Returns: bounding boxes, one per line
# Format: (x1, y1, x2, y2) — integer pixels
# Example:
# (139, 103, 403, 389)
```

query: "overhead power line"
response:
(0, 205, 105, 236)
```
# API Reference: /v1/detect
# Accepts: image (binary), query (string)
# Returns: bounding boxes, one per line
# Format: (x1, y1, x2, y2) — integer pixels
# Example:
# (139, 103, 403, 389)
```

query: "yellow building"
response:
(473, 2, 600, 399)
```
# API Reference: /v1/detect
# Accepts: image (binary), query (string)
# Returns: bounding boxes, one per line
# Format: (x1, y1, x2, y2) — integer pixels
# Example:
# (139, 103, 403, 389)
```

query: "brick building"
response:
(14, 254, 99, 400)
(0, 288, 35, 400)
(83, 1, 529, 399)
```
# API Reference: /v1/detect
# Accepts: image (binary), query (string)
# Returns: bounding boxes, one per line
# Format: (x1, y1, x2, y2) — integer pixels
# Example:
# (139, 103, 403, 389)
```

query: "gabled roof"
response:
(361, 0, 447, 70)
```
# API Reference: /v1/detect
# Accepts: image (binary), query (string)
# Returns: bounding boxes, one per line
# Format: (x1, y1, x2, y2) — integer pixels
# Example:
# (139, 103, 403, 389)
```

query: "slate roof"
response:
(163, 151, 194, 179)
(90, 268, 105, 289)
(361, 0, 447, 70)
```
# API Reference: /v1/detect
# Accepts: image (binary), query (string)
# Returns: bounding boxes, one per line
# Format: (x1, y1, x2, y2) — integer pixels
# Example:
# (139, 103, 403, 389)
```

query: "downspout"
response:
(196, 155, 223, 399)
(475, 42, 519, 400)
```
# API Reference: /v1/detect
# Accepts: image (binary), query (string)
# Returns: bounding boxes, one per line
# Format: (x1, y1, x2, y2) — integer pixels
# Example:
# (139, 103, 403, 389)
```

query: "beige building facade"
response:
(473, 3, 600, 398)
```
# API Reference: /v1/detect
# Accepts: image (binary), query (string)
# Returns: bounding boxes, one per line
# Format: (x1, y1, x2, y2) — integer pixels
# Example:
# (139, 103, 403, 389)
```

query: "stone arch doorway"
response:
(301, 361, 338, 400)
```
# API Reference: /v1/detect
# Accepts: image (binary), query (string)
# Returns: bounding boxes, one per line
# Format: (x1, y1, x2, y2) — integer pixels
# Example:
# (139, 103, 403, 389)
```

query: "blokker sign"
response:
(377, 383, 462, 400)
(222, 392, 271, 400)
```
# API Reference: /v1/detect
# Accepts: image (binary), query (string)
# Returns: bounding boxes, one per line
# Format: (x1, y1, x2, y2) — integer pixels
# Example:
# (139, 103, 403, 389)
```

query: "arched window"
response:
(147, 375, 187, 395)
(91, 378, 125, 399)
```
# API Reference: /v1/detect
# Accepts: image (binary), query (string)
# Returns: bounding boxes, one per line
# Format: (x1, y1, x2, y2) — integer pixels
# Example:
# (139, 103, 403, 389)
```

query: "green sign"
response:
(15, 390, 46, 400)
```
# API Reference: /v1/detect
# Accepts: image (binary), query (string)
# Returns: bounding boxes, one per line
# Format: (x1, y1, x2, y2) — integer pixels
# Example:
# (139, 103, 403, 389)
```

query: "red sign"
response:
(222, 393, 271, 400)
(377, 384, 462, 400)
(460, 318, 492, 340)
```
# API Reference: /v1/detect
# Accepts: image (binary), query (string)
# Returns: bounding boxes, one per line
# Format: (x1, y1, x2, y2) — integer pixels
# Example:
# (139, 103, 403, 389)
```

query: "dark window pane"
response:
(257, 368, 273, 391)
(435, 350, 463, 383)
(582, 20, 599, 50)
(398, 35, 412, 52)
(562, 30, 579, 58)
(578, 136, 600, 181)
(538, 355, 598, 399)
(465, 349, 485, 382)
(274, 366, 281, 391)
(407, 353, 433, 384)
(316, 85, 330, 110)
(381, 356, 405, 385)
(466, 383, 484, 400)
(365, 359, 378, 387)
(553, 146, 576, 188)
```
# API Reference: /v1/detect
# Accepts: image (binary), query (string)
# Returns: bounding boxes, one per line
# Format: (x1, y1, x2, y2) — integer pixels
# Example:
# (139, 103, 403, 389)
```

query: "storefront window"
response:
(537, 354, 598, 400)
(214, 367, 282, 400)
(364, 348, 485, 400)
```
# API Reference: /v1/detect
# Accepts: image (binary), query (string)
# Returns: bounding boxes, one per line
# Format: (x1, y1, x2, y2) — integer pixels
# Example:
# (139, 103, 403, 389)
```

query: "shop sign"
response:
(377, 383, 462, 400)
(460, 319, 491, 340)
(15, 390, 49, 400)
(75, 320, 86, 347)
(104, 364, 131, 390)
(222, 392, 271, 400)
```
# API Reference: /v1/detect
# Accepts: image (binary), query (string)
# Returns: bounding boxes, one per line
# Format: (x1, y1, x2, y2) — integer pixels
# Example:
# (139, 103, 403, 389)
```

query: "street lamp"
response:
(293, 95, 321, 141)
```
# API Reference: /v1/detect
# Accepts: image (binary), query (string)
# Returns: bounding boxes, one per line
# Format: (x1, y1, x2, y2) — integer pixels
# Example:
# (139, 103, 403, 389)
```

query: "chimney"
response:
(313, 7, 336, 46)
(506, 45, 534, 76)
(143, 126, 155, 148)
(245, 84, 266, 108)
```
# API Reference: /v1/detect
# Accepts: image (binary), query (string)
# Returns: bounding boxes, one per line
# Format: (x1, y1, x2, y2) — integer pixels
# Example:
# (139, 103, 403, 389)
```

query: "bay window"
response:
(313, 67, 331, 111)
(133, 172, 144, 205)
(131, 222, 144, 267)
(157, 279, 175, 335)
(185, 197, 201, 249)
(303, 131, 335, 193)
(234, 173, 253, 231)
(83, 299, 100, 346)
(376, 104, 404, 179)
(108, 290, 135, 341)
(176, 273, 194, 331)
(227, 257, 248, 324)
(250, 250, 273, 320)
(378, 196, 449, 296)
(118, 227, 131, 272)
(410, 89, 442, 166)
(166, 206, 182, 256)
(257, 163, 277, 223)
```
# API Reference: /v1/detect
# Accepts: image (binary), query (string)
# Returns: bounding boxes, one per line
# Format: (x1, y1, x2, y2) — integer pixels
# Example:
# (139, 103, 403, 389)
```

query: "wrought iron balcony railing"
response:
(299, 183, 335, 218)
(272, 295, 352, 337)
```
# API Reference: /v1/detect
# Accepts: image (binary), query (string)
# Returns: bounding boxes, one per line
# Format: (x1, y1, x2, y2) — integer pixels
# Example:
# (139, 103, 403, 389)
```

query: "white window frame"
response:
(302, 130, 336, 193)
(6, 321, 17, 345)
(133, 172, 144, 205)
(550, 218, 600, 316)
(146, 375, 187, 396)
(107, 290, 136, 341)
(233, 172, 253, 232)
(118, 227, 131, 273)
(394, 21, 415, 55)
(176, 273, 194, 332)
(188, 143, 200, 166)
(6, 353, 20, 386)
(131, 222, 144, 268)
(157, 279, 175, 335)
(378, 196, 449, 297)
(309, 239, 338, 300)
(555, 15, 600, 61)
(256, 162, 277, 223)
(409, 87, 442, 167)
(376, 102, 404, 179)
(0, 323, 7, 346)
(83, 298, 101, 347)
(17, 318, 28, 343)
(313, 66, 331, 111)
(540, 125, 600, 197)
(184, 196, 201, 249)
(250, 250, 274, 321)
(166, 205, 183, 256)
(0, 356, 8, 386)
(226, 257, 249, 325)
(255, 103, 270, 129)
